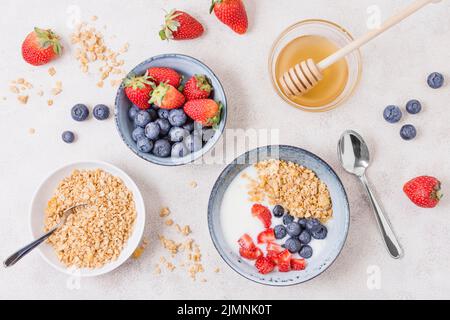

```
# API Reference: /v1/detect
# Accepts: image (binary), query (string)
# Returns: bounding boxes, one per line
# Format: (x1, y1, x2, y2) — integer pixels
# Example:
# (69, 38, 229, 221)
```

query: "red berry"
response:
(403, 176, 442, 208)
(22, 27, 62, 66)
(149, 83, 185, 109)
(237, 234, 255, 250)
(251, 204, 272, 229)
(255, 256, 275, 275)
(147, 67, 182, 87)
(239, 247, 263, 260)
(277, 249, 291, 272)
(183, 75, 212, 101)
(159, 10, 204, 41)
(266, 242, 283, 265)
(183, 99, 222, 127)
(291, 258, 307, 271)
(210, 0, 248, 35)
(257, 229, 275, 244)
(123, 72, 155, 110)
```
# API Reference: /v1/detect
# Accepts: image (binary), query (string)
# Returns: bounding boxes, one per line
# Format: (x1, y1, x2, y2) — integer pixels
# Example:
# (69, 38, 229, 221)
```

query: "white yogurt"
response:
(220, 165, 333, 261)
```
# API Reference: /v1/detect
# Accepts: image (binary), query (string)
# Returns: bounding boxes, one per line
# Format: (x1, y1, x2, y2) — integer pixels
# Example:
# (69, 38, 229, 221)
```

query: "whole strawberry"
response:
(150, 83, 185, 109)
(210, 0, 248, 35)
(159, 9, 204, 41)
(147, 67, 182, 88)
(22, 27, 62, 66)
(184, 99, 222, 127)
(403, 176, 442, 208)
(124, 72, 155, 110)
(183, 75, 212, 101)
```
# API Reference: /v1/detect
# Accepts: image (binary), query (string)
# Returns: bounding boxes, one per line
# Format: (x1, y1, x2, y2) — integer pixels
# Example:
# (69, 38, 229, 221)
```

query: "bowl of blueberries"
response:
(115, 54, 227, 166)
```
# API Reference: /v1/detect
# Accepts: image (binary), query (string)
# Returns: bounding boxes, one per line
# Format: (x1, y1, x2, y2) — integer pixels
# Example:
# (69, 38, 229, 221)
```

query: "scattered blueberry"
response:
(128, 105, 139, 120)
(202, 128, 215, 143)
(169, 127, 189, 143)
(298, 230, 311, 244)
(299, 245, 313, 259)
(152, 139, 171, 157)
(71, 104, 89, 121)
(148, 108, 158, 121)
(284, 238, 302, 253)
(383, 105, 402, 123)
(137, 138, 153, 153)
(272, 205, 285, 218)
(311, 225, 328, 240)
(305, 218, 321, 231)
(184, 134, 202, 152)
(93, 104, 110, 120)
(145, 122, 160, 140)
(134, 110, 151, 127)
(405, 99, 422, 114)
(282, 214, 294, 225)
(171, 142, 190, 158)
(427, 72, 444, 89)
(298, 218, 307, 228)
(286, 222, 302, 237)
(157, 109, 170, 119)
(274, 225, 287, 239)
(168, 109, 187, 126)
(400, 124, 417, 140)
(61, 131, 75, 143)
(132, 127, 145, 142)
(183, 121, 195, 132)
(155, 118, 171, 135)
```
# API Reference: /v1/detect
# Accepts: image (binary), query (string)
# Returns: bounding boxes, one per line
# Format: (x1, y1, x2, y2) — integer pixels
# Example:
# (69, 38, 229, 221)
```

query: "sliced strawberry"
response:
(277, 249, 291, 272)
(237, 234, 255, 251)
(266, 243, 283, 265)
(251, 204, 272, 228)
(257, 229, 275, 244)
(291, 258, 307, 271)
(239, 247, 263, 260)
(255, 256, 275, 275)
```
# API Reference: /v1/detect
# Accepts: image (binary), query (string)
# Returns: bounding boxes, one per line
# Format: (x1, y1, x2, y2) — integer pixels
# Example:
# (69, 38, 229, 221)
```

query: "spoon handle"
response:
(359, 174, 403, 259)
(3, 228, 56, 268)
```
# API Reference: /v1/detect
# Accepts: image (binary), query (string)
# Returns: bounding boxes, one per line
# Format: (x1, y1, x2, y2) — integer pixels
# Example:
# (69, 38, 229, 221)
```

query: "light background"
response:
(0, 0, 449, 299)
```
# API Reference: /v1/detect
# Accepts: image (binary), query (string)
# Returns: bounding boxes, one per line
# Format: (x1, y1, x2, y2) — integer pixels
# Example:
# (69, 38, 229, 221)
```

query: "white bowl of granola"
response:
(29, 161, 145, 277)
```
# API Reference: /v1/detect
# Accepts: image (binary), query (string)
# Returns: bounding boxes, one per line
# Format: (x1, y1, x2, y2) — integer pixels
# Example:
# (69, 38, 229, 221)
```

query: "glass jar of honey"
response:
(269, 19, 362, 112)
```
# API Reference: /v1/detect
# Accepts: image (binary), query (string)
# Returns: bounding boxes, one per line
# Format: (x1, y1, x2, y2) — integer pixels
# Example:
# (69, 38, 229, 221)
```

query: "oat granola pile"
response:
(246, 159, 333, 221)
(44, 169, 136, 268)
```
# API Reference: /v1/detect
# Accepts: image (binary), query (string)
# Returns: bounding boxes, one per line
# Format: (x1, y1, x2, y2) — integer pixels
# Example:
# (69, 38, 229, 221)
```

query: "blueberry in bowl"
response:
(115, 54, 227, 166)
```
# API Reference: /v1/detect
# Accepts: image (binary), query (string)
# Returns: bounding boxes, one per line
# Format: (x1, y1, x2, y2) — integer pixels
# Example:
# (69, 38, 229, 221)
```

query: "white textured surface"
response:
(1, 0, 449, 300)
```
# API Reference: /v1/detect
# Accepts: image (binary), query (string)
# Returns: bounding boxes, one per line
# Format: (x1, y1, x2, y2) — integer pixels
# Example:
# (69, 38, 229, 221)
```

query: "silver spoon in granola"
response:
(3, 204, 87, 267)
(338, 130, 403, 259)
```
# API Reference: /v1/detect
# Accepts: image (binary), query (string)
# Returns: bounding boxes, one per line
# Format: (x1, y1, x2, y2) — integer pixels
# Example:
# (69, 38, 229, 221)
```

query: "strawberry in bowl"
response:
(114, 54, 227, 166)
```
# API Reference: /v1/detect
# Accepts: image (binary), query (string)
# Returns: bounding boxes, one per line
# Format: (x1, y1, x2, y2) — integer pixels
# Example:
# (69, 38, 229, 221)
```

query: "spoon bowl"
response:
(338, 130, 370, 177)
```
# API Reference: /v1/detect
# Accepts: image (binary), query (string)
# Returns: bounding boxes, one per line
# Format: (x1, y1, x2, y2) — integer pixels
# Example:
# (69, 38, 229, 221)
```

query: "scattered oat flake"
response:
(166, 262, 176, 271)
(97, 81, 104, 88)
(159, 207, 170, 217)
(182, 225, 191, 236)
(28, 128, 35, 135)
(10, 86, 19, 94)
(165, 219, 174, 226)
(132, 247, 144, 259)
(47, 99, 54, 106)
(214, 267, 220, 273)
(154, 265, 161, 275)
(190, 181, 198, 188)
(17, 95, 28, 104)
(159, 235, 180, 255)
(48, 67, 56, 76)
(91, 15, 98, 21)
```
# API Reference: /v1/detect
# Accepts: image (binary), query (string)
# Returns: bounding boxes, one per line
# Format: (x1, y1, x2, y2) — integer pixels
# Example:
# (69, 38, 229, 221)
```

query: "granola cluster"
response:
(245, 160, 333, 221)
(44, 169, 136, 268)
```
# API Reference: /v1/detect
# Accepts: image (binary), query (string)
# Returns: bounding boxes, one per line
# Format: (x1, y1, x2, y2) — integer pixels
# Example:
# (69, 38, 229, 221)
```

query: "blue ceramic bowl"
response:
(208, 145, 350, 286)
(115, 54, 227, 166)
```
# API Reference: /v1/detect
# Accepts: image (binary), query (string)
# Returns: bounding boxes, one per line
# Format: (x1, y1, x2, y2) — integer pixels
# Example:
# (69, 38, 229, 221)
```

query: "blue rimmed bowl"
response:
(114, 54, 227, 166)
(208, 145, 350, 286)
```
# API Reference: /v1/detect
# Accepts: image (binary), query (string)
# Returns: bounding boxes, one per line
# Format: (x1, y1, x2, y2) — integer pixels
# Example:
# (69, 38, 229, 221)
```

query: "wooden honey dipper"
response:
(280, 0, 443, 97)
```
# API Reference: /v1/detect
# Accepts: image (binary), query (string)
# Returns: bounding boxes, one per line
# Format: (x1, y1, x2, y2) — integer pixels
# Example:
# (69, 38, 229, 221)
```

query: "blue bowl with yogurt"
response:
(114, 54, 227, 166)
(208, 145, 350, 286)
